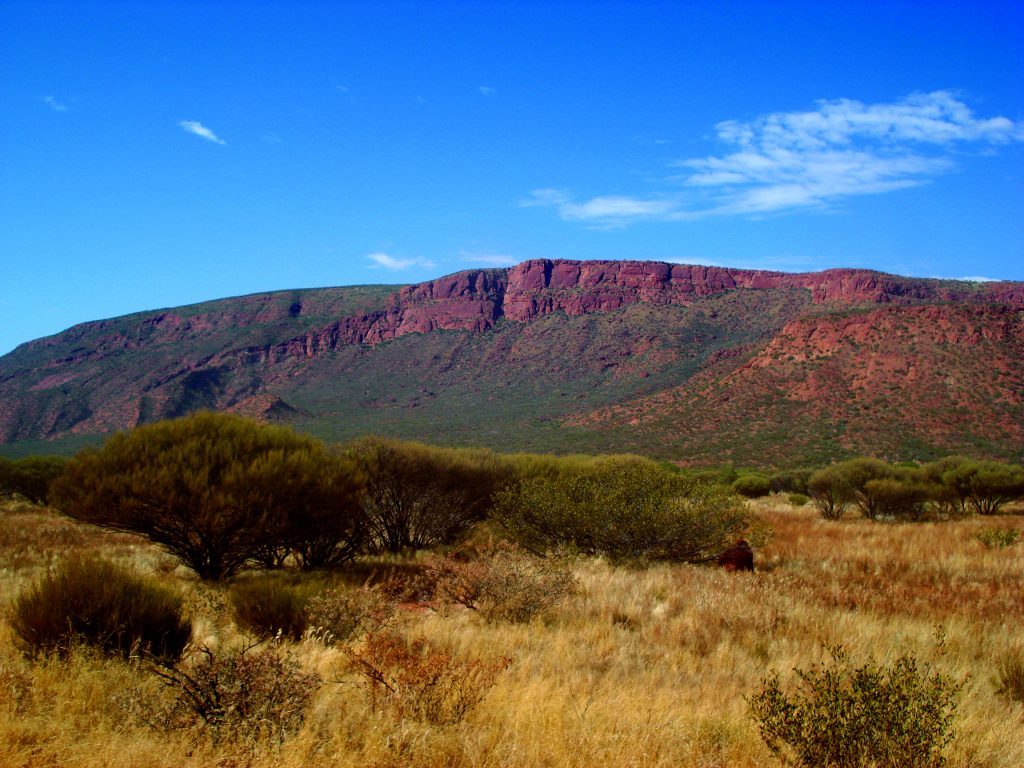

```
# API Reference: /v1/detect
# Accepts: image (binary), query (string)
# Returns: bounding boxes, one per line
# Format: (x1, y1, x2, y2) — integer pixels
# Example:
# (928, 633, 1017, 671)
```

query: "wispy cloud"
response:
(42, 96, 67, 112)
(367, 252, 436, 271)
(479, 86, 496, 97)
(178, 120, 226, 145)
(527, 91, 1023, 226)
(523, 189, 678, 227)
(462, 253, 518, 267)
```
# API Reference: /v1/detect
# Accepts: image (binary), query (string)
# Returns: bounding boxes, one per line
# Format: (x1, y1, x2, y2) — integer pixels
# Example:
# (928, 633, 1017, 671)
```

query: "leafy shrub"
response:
(0, 455, 68, 505)
(305, 584, 396, 644)
(807, 466, 853, 520)
(425, 543, 576, 623)
(732, 473, 771, 499)
(492, 456, 748, 562)
(151, 642, 320, 742)
(51, 412, 367, 580)
(349, 438, 514, 554)
(922, 457, 1024, 516)
(787, 493, 809, 507)
(864, 477, 930, 521)
(994, 647, 1024, 704)
(748, 646, 962, 768)
(344, 632, 510, 725)
(10, 554, 191, 661)
(770, 468, 813, 495)
(228, 575, 322, 641)
(976, 526, 1020, 549)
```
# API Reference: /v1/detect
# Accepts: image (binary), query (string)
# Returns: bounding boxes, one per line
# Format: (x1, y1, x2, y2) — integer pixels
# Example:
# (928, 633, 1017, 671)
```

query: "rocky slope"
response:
(1, 260, 1021, 466)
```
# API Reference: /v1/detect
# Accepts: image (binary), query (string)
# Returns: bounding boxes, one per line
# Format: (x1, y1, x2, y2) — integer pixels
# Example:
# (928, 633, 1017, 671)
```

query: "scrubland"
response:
(1, 496, 1021, 768)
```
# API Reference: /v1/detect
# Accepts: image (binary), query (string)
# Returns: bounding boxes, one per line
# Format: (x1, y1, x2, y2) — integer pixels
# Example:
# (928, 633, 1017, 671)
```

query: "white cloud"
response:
(178, 120, 226, 145)
(367, 252, 436, 271)
(479, 86, 496, 97)
(528, 91, 1023, 226)
(42, 96, 67, 112)
(523, 189, 679, 227)
(462, 253, 518, 267)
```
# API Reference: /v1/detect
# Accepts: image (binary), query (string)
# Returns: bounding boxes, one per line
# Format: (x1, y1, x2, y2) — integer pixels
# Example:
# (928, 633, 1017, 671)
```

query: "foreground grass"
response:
(0, 498, 1022, 767)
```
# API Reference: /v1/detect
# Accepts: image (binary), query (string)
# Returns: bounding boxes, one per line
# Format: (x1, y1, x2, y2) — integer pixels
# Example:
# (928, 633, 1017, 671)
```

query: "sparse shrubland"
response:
(2, 424, 1023, 767)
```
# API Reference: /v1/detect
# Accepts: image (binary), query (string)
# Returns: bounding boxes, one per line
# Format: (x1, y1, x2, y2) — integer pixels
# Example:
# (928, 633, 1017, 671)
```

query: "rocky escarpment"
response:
(221, 261, 1024, 366)
(2, 259, 1023, 456)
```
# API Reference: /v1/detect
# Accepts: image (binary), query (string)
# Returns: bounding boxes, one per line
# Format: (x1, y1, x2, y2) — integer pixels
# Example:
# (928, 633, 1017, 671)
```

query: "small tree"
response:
(50, 413, 366, 580)
(807, 466, 853, 520)
(350, 438, 513, 554)
(733, 473, 771, 499)
(0, 455, 68, 505)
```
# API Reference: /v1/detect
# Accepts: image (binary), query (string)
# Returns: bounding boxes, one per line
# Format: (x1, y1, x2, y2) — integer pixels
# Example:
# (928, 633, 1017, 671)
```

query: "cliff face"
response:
(1, 260, 1022, 464)
(219, 260, 1024, 366)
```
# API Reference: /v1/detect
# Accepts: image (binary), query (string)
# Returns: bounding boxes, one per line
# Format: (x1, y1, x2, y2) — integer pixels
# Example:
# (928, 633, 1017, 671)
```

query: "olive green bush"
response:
(749, 646, 962, 768)
(732, 473, 771, 498)
(0, 455, 68, 505)
(10, 554, 191, 661)
(492, 456, 747, 562)
(51, 412, 366, 580)
(350, 437, 513, 554)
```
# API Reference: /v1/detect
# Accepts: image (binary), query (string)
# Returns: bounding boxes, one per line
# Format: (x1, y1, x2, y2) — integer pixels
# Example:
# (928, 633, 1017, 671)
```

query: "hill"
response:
(1, 260, 1022, 466)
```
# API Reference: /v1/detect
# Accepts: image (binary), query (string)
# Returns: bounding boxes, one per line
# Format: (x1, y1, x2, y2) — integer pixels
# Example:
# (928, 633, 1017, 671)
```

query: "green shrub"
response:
(0, 455, 68, 505)
(787, 493, 809, 507)
(492, 456, 748, 562)
(976, 526, 1020, 549)
(51, 412, 367, 580)
(228, 575, 324, 641)
(10, 554, 191, 661)
(349, 437, 514, 554)
(749, 646, 962, 768)
(150, 643, 320, 742)
(770, 469, 812, 495)
(732, 473, 771, 499)
(807, 466, 853, 520)
(425, 543, 576, 623)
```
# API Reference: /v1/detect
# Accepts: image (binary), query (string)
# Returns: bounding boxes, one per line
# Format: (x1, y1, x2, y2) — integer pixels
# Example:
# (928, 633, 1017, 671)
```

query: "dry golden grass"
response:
(0, 497, 1022, 767)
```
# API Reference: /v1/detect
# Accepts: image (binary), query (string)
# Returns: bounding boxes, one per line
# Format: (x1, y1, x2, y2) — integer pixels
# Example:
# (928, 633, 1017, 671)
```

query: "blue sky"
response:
(1, 0, 1022, 355)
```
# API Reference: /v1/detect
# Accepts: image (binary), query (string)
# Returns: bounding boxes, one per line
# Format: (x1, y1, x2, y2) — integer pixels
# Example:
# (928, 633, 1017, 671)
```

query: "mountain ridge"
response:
(2, 260, 1022, 466)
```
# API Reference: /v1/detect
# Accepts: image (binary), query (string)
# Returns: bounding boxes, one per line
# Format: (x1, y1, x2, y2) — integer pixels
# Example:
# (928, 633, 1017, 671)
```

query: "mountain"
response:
(2, 260, 1022, 467)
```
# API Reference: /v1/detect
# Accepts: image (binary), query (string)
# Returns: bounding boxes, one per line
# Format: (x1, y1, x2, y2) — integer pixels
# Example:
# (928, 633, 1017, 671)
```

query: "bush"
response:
(787, 493, 809, 507)
(10, 554, 191, 661)
(770, 469, 813, 495)
(975, 526, 1020, 549)
(425, 543, 576, 623)
(150, 642, 320, 742)
(344, 632, 510, 725)
(732, 473, 771, 499)
(305, 584, 396, 644)
(807, 466, 853, 520)
(51, 413, 367, 580)
(994, 647, 1024, 704)
(492, 457, 748, 562)
(864, 477, 930, 521)
(228, 575, 323, 641)
(350, 438, 514, 554)
(0, 455, 68, 505)
(749, 646, 962, 768)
